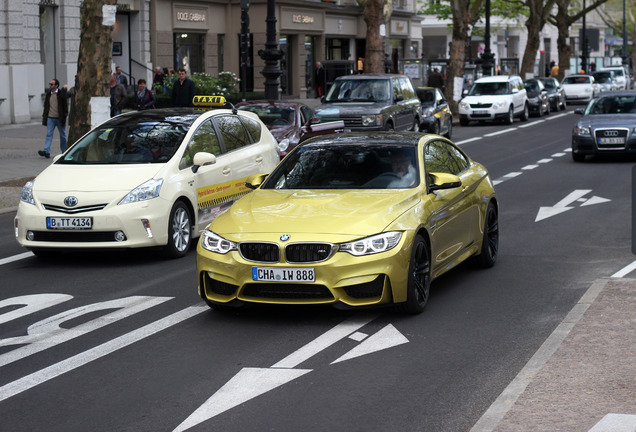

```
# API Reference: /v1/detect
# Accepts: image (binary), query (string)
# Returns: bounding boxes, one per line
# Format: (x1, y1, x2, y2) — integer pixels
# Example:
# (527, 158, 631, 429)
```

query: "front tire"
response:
(396, 235, 431, 314)
(505, 107, 514, 125)
(163, 201, 192, 258)
(471, 202, 498, 268)
(444, 119, 453, 139)
(520, 103, 529, 121)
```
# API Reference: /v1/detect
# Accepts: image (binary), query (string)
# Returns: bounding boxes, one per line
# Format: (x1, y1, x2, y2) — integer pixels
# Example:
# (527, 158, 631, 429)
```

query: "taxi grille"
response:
(30, 231, 124, 242)
(285, 243, 335, 263)
(242, 283, 334, 300)
(42, 204, 108, 214)
(594, 128, 628, 150)
(239, 243, 279, 263)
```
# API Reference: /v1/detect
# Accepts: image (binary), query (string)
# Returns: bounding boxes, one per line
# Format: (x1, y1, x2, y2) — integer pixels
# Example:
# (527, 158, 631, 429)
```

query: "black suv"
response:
(314, 74, 421, 131)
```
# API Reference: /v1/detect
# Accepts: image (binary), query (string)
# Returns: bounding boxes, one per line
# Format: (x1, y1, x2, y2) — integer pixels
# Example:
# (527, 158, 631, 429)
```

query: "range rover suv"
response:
(314, 74, 421, 131)
(459, 75, 529, 125)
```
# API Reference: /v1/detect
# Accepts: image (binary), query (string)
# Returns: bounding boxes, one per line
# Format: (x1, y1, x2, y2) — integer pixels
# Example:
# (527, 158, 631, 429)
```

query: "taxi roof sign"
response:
(193, 95, 227, 106)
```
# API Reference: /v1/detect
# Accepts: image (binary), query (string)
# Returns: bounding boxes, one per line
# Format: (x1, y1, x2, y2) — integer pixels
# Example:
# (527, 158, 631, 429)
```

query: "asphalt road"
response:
(1, 109, 634, 432)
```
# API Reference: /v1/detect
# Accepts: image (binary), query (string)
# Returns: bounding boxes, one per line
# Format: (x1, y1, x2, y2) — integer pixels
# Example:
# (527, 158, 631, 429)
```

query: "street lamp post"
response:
(257, 0, 283, 100)
(581, 0, 587, 73)
(240, 0, 250, 101)
(481, 0, 494, 76)
(622, 0, 628, 66)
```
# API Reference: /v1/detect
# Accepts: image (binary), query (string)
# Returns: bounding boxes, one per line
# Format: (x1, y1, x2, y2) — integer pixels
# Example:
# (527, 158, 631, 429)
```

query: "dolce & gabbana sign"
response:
(173, 5, 208, 29)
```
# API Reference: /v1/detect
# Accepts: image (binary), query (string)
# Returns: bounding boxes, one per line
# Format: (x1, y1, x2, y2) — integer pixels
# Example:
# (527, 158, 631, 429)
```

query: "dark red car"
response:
(236, 101, 344, 157)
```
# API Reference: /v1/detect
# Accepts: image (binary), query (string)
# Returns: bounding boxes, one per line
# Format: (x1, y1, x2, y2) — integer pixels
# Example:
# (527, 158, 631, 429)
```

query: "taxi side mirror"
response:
(245, 173, 268, 190)
(427, 172, 462, 193)
(192, 152, 217, 173)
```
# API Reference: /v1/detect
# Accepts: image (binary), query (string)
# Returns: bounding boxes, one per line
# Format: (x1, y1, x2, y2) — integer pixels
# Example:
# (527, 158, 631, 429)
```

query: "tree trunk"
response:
(360, 0, 386, 73)
(445, 0, 471, 114)
(555, 1, 571, 81)
(68, 0, 116, 145)
(520, 9, 543, 78)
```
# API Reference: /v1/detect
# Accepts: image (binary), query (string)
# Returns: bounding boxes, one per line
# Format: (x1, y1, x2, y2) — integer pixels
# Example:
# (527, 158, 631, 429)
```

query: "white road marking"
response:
(588, 414, 636, 432)
(522, 165, 539, 170)
(612, 260, 636, 278)
(0, 252, 33, 265)
(456, 137, 482, 145)
(535, 189, 592, 222)
(537, 158, 552, 163)
(519, 121, 544, 128)
(485, 128, 516, 137)
(0, 296, 171, 367)
(0, 305, 207, 403)
(0, 294, 72, 325)
(551, 152, 566, 157)
(175, 314, 409, 431)
(545, 112, 572, 120)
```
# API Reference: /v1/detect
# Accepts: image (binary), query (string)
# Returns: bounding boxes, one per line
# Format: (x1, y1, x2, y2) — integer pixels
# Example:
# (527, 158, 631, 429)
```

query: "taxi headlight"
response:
(118, 179, 163, 205)
(20, 181, 35, 205)
(201, 230, 237, 254)
(339, 231, 402, 256)
(361, 115, 382, 127)
(422, 107, 435, 117)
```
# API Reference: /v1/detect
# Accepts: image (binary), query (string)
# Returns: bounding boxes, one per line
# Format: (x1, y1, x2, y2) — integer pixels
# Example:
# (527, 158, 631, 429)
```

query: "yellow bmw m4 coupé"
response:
(197, 132, 498, 314)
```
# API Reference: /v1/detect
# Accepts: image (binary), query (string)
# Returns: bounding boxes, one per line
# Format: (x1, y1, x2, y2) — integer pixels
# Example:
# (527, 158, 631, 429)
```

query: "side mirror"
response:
(574, 108, 585, 115)
(428, 172, 462, 193)
(192, 152, 217, 173)
(512, 88, 519, 94)
(462, 89, 468, 97)
(320, 96, 326, 103)
(245, 173, 268, 190)
(306, 117, 321, 127)
(394, 94, 404, 102)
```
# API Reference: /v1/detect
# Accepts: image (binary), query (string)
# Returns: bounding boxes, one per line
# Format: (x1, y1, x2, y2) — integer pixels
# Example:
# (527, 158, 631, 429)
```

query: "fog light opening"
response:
(14, 219, 19, 238)
(26, 230, 34, 241)
(114, 231, 126, 242)
(141, 219, 153, 238)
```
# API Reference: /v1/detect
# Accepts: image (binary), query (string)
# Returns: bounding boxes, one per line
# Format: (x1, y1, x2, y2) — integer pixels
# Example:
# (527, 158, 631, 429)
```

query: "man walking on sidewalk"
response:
(39, 78, 68, 159)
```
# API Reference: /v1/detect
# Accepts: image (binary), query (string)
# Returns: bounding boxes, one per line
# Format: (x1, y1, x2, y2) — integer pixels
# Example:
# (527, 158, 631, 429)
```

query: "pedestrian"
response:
(171, 68, 196, 107)
(134, 79, 156, 110)
(38, 78, 69, 159)
(550, 61, 559, 78)
(115, 66, 128, 87)
(153, 67, 164, 89)
(110, 72, 127, 117)
(315, 62, 326, 98)
(428, 67, 444, 89)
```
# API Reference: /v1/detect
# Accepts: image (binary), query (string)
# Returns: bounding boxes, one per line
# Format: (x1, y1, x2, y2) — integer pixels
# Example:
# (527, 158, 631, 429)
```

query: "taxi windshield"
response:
(59, 114, 196, 164)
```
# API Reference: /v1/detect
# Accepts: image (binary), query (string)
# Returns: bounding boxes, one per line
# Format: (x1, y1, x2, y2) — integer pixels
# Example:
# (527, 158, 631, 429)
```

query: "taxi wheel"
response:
(471, 202, 499, 268)
(397, 235, 430, 314)
(163, 201, 192, 258)
(431, 119, 440, 135)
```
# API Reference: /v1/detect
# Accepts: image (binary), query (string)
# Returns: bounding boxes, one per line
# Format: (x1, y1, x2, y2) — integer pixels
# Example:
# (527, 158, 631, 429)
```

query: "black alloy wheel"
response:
(397, 235, 431, 314)
(471, 202, 499, 268)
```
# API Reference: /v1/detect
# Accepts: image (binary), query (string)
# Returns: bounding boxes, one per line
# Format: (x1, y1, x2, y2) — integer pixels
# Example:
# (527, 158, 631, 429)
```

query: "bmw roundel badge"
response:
(64, 196, 78, 207)
(280, 234, 290, 242)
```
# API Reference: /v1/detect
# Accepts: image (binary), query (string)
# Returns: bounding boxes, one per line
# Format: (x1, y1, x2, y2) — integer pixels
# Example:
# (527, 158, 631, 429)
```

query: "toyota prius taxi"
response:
(197, 132, 499, 314)
(14, 96, 281, 258)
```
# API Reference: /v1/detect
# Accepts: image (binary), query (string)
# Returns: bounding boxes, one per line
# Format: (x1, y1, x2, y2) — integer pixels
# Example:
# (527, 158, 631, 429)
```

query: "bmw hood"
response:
(212, 189, 420, 237)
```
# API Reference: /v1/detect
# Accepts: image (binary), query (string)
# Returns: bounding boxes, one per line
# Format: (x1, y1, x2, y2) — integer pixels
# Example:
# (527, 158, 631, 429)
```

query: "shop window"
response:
(174, 33, 205, 74)
(327, 38, 350, 61)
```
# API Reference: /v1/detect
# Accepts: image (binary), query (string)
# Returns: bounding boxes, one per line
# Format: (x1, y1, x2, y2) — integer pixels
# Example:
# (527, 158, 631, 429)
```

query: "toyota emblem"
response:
(64, 196, 78, 207)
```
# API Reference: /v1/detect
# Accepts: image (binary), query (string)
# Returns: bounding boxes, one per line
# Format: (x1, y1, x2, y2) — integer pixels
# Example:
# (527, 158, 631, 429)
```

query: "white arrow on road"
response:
(535, 189, 610, 222)
(173, 317, 409, 431)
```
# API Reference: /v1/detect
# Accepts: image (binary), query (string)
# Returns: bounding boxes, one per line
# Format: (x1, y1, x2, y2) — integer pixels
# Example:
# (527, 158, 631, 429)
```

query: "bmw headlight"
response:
(200, 230, 237, 254)
(574, 125, 591, 135)
(118, 179, 163, 205)
(339, 231, 402, 256)
(20, 181, 34, 205)
(361, 114, 382, 127)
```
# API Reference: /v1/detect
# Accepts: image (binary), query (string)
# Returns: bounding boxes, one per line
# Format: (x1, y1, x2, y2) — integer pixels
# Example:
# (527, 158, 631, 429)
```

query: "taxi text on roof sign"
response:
(193, 95, 227, 106)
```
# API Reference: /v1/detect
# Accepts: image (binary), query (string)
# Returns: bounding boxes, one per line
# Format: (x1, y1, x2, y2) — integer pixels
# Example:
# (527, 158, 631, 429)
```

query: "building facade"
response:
(1, 0, 422, 126)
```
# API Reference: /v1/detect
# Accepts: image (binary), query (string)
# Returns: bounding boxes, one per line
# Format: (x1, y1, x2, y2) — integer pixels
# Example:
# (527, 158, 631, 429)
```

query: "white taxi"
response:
(14, 96, 281, 258)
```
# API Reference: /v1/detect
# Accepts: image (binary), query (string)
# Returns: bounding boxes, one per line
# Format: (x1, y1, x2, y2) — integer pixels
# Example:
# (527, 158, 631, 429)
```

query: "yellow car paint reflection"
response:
(197, 132, 498, 314)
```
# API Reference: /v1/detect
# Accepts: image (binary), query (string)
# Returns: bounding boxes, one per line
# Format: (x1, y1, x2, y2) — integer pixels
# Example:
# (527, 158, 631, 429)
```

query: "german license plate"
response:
(598, 137, 625, 144)
(46, 217, 93, 230)
(252, 267, 315, 283)
(472, 109, 488, 115)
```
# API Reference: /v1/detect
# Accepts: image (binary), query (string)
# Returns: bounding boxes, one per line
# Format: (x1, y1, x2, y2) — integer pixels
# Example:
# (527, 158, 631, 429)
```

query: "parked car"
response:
(15, 96, 281, 258)
(236, 101, 344, 158)
(592, 70, 618, 92)
(523, 78, 550, 117)
(571, 91, 636, 161)
(197, 132, 498, 314)
(538, 77, 567, 111)
(314, 74, 421, 131)
(601, 66, 630, 90)
(458, 75, 528, 125)
(561, 74, 599, 104)
(415, 86, 453, 138)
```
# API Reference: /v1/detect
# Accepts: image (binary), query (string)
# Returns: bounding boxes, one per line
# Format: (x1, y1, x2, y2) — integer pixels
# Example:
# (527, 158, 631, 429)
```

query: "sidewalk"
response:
(0, 107, 634, 432)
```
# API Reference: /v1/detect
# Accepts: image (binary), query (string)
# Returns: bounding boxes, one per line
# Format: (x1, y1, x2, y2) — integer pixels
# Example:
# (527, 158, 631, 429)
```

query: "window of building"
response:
(174, 33, 205, 74)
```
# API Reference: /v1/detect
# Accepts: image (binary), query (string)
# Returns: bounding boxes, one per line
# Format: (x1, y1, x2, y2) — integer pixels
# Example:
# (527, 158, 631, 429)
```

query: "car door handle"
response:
(255, 156, 263, 163)
(223, 167, 231, 175)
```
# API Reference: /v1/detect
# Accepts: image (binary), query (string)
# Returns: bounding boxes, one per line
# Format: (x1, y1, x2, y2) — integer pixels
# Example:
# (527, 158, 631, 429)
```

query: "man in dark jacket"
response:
(171, 68, 196, 107)
(427, 68, 444, 89)
(39, 78, 69, 158)
(110, 72, 127, 117)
